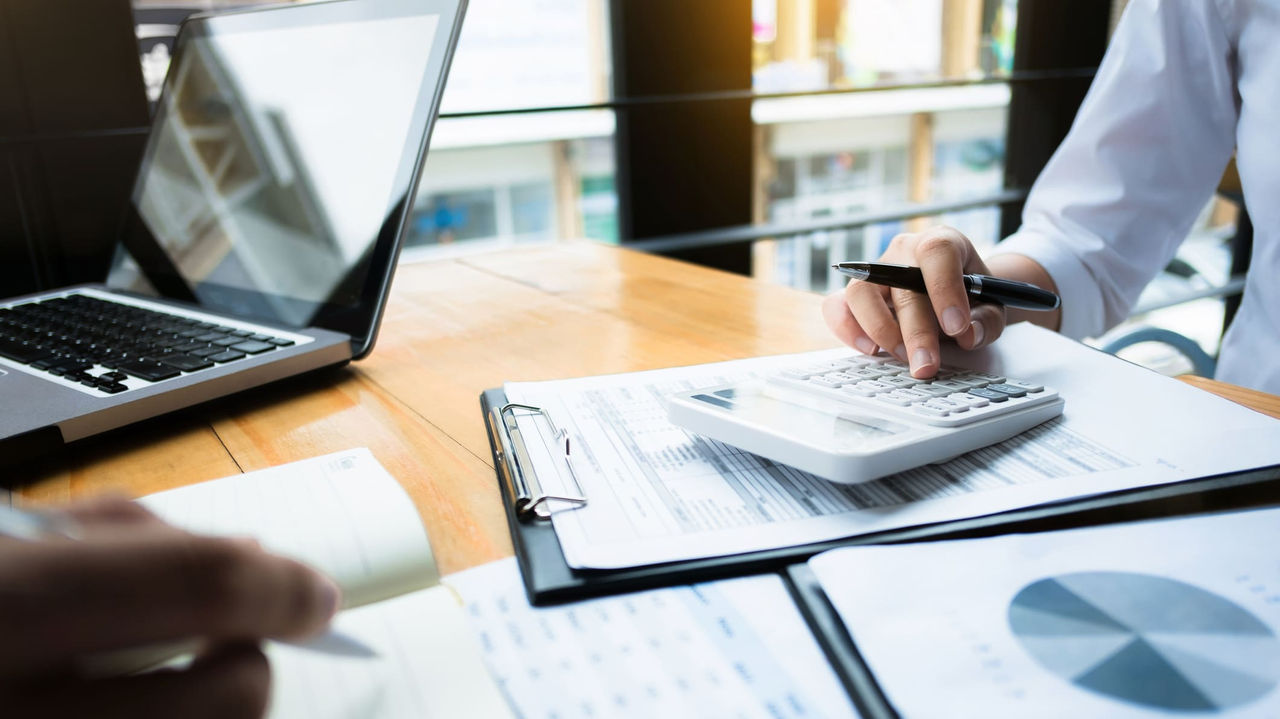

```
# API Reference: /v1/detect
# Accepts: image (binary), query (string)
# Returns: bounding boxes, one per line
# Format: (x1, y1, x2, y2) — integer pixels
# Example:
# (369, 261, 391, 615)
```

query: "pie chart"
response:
(1009, 571, 1280, 712)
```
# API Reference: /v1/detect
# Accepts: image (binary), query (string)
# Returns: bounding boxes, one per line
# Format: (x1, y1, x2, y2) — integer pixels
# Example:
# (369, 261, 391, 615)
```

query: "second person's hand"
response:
(822, 226, 1006, 379)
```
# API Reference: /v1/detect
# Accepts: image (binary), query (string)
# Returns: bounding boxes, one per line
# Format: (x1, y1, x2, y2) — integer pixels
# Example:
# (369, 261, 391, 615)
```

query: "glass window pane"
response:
(753, 83, 1010, 289)
(441, 0, 611, 113)
(753, 0, 1020, 94)
(402, 124, 617, 260)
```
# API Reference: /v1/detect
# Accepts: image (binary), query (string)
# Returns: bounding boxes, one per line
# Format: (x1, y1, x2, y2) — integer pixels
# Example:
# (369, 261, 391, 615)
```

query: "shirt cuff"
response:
(987, 230, 1105, 341)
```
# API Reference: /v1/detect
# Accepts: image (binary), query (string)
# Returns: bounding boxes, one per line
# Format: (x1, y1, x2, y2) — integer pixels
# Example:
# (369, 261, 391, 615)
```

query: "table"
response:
(11, 243, 1280, 575)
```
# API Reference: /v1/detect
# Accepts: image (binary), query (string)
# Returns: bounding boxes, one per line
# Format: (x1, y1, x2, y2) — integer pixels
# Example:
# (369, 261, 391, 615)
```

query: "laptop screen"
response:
(107, 0, 464, 355)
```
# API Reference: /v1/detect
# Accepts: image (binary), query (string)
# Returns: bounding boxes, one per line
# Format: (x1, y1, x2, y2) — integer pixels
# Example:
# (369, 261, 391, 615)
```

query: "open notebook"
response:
(140, 448, 513, 719)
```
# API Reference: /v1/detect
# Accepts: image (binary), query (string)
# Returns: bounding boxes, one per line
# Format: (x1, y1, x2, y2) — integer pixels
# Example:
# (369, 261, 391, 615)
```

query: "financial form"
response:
(505, 324, 1280, 569)
(808, 507, 1280, 718)
(448, 558, 859, 719)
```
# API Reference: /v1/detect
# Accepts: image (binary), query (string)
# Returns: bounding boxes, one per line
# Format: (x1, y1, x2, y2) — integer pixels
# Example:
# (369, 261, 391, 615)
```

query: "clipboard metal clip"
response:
(498, 403, 588, 520)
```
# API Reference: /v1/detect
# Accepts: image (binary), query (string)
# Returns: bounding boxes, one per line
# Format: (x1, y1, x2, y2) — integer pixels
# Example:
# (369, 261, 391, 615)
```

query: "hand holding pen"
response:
(0, 497, 341, 719)
(820, 226, 1063, 379)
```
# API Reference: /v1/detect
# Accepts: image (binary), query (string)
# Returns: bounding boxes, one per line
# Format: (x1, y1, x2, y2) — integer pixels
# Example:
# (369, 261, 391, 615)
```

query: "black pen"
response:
(832, 262, 1061, 311)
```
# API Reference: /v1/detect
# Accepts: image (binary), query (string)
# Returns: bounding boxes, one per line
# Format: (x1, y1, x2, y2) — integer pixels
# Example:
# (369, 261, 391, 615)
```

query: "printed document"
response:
(809, 506, 1280, 718)
(505, 324, 1280, 569)
(449, 558, 860, 719)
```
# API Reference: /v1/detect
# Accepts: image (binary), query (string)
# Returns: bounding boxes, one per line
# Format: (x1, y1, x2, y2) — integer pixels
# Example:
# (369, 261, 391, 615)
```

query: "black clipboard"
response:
(482, 387, 1280, 606)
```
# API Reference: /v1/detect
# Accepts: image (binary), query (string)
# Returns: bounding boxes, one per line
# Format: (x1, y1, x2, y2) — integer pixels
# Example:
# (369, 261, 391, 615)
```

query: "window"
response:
(750, 0, 1018, 293)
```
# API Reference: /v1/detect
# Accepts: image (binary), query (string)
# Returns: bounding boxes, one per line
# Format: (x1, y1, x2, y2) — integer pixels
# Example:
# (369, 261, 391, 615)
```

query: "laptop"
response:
(0, 0, 468, 461)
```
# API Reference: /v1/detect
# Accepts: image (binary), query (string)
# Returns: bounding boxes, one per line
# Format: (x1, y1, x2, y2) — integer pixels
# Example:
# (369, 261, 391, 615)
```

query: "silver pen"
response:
(0, 503, 81, 541)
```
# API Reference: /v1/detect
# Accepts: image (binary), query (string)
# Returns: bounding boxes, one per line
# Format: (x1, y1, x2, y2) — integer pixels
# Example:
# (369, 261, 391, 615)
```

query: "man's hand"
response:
(0, 496, 340, 719)
(822, 226, 1059, 378)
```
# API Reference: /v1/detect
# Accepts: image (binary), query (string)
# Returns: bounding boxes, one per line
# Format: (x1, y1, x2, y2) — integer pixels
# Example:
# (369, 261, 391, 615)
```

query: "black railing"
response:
(628, 189, 1028, 254)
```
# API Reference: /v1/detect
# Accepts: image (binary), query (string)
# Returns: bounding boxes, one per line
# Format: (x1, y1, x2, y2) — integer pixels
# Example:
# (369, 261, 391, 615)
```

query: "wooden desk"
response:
(10, 243, 1280, 575)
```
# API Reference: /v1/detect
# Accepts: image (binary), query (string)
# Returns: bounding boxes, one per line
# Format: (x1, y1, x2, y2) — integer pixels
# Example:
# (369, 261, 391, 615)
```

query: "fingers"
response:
(60, 495, 159, 527)
(890, 286, 941, 378)
(914, 229, 976, 339)
(843, 281, 905, 360)
(6, 643, 271, 719)
(821, 291, 872, 352)
(829, 226, 1009, 375)
(0, 526, 340, 675)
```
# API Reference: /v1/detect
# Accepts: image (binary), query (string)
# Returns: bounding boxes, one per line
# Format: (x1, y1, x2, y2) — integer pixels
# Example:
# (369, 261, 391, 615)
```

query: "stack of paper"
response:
(505, 324, 1280, 570)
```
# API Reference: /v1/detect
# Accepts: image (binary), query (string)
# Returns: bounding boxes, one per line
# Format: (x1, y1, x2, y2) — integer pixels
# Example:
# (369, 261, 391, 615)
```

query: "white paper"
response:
(267, 584, 514, 719)
(505, 324, 1280, 569)
(808, 507, 1280, 718)
(140, 448, 438, 608)
(448, 558, 860, 719)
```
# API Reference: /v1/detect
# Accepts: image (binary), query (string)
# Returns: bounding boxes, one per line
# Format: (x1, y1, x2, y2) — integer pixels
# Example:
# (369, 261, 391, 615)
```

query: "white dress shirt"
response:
(992, 0, 1279, 394)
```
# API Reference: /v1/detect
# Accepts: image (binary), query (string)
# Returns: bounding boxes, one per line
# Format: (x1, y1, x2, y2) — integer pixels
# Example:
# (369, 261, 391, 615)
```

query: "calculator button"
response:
(927, 397, 968, 413)
(913, 402, 950, 417)
(912, 382, 955, 397)
(1003, 379, 1044, 393)
(928, 380, 969, 393)
(842, 380, 892, 396)
(876, 392, 916, 406)
(816, 359, 855, 371)
(969, 371, 1006, 384)
(879, 375, 919, 389)
(968, 387, 1008, 402)
(849, 368, 887, 381)
(893, 387, 932, 402)
(949, 375, 991, 389)
(949, 392, 989, 408)
(809, 373, 848, 388)
(986, 383, 1028, 398)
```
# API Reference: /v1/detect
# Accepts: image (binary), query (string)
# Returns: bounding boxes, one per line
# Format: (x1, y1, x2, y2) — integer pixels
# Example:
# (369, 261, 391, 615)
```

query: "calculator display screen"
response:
(690, 384, 907, 448)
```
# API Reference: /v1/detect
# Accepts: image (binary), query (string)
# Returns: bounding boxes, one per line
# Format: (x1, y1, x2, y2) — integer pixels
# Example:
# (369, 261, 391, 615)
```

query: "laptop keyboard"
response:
(0, 294, 296, 394)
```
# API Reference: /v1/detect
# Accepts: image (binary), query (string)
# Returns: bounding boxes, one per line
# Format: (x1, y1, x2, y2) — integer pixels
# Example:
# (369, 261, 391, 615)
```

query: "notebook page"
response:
(140, 448, 437, 608)
(267, 584, 514, 719)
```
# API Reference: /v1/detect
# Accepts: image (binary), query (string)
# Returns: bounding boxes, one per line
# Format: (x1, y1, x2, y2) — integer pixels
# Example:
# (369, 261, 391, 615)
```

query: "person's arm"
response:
(993, 0, 1239, 342)
(0, 496, 340, 719)
(824, 0, 1238, 378)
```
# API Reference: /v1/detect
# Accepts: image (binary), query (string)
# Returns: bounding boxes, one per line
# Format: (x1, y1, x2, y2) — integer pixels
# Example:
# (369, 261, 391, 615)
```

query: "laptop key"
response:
(0, 337, 53, 364)
(208, 350, 246, 363)
(172, 341, 209, 353)
(96, 382, 128, 394)
(230, 340, 275, 355)
(159, 354, 214, 372)
(267, 337, 295, 347)
(190, 346, 225, 358)
(117, 360, 182, 382)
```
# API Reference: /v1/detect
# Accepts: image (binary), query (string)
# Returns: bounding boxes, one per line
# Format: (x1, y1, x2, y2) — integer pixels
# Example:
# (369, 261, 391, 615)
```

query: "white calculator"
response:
(667, 353, 1064, 484)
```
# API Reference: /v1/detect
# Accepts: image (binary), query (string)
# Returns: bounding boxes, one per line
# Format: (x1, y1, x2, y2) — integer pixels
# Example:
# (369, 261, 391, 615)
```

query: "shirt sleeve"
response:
(989, 0, 1239, 340)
